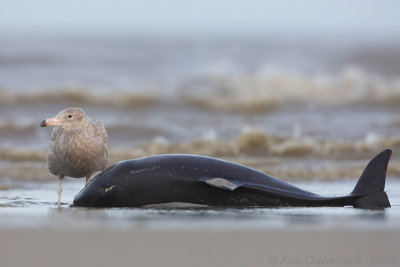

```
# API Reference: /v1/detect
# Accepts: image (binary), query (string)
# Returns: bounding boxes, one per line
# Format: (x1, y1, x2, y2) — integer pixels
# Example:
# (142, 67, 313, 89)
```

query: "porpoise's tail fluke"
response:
(351, 149, 392, 209)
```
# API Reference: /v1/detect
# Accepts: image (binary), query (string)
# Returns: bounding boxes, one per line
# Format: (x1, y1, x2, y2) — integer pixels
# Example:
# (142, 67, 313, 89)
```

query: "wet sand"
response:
(1, 193, 400, 267)
(1, 228, 399, 267)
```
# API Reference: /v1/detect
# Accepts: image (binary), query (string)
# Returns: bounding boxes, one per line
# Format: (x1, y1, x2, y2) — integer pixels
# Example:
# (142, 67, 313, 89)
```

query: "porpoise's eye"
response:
(68, 115, 72, 119)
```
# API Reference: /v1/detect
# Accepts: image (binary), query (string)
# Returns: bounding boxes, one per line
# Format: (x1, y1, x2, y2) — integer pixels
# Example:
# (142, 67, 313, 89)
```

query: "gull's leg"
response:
(58, 176, 64, 207)
(85, 175, 91, 186)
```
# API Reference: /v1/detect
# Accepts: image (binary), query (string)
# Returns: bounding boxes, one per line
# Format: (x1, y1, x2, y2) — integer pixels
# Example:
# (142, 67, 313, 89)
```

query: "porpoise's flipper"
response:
(202, 178, 239, 190)
(199, 177, 320, 201)
(351, 149, 392, 209)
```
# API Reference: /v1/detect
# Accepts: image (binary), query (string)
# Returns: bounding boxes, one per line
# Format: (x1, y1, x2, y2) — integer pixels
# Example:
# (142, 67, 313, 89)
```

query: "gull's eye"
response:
(68, 115, 72, 119)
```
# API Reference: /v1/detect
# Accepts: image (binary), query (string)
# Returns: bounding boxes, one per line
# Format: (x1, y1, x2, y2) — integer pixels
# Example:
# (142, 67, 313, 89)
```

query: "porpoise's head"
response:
(73, 163, 123, 207)
(40, 107, 89, 131)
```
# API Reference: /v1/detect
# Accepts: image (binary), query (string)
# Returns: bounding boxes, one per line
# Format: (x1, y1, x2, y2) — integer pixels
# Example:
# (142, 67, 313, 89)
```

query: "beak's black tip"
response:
(40, 120, 47, 127)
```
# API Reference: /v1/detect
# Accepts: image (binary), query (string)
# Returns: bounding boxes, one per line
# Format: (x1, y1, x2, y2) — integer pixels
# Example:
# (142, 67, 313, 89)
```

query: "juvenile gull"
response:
(40, 107, 108, 206)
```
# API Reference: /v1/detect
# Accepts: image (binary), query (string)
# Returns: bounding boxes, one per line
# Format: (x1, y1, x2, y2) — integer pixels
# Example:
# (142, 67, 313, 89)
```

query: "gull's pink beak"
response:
(40, 118, 60, 127)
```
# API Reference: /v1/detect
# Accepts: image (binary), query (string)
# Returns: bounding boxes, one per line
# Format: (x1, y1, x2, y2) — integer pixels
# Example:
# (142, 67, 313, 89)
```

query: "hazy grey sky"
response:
(1, 0, 400, 37)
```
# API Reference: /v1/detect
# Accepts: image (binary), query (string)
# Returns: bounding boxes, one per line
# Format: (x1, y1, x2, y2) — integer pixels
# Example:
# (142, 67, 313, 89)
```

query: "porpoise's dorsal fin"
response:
(200, 177, 240, 191)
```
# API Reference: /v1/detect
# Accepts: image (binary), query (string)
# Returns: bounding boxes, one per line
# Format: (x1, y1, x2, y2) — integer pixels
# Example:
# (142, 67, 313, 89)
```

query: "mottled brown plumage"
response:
(41, 107, 108, 206)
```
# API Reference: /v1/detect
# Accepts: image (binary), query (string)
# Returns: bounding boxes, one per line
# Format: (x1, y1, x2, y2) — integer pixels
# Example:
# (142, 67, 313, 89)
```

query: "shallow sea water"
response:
(0, 178, 399, 230)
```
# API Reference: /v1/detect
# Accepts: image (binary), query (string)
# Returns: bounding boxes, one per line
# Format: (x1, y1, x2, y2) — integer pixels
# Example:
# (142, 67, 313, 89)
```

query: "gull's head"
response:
(40, 107, 89, 131)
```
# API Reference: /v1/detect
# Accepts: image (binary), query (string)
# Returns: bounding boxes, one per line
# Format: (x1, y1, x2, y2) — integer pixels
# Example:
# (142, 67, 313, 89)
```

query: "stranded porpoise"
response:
(73, 149, 392, 209)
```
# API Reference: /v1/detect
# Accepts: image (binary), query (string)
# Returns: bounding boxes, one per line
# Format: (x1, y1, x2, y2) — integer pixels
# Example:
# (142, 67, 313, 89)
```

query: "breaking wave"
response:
(181, 67, 400, 111)
(2, 128, 400, 162)
(1, 67, 400, 112)
(1, 128, 399, 183)
(0, 88, 160, 107)
(108, 128, 400, 160)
